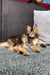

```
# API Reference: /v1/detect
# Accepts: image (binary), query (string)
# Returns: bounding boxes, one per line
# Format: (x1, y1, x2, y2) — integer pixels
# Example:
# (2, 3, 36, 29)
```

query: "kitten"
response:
(0, 24, 46, 55)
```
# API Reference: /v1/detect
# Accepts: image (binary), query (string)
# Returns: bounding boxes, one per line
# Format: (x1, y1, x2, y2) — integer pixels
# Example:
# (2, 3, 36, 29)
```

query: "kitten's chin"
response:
(29, 35, 34, 38)
(28, 35, 35, 39)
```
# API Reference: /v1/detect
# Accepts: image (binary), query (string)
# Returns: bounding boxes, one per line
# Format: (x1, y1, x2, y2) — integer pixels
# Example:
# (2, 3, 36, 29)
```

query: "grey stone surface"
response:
(0, 46, 50, 75)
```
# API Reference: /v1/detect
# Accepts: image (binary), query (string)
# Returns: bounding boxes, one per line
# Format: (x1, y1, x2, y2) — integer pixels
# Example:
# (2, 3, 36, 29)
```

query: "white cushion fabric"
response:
(33, 10, 50, 44)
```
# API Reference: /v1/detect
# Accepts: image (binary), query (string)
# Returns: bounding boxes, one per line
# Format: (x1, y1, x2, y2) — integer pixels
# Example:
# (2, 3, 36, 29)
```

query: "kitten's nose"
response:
(30, 33, 32, 35)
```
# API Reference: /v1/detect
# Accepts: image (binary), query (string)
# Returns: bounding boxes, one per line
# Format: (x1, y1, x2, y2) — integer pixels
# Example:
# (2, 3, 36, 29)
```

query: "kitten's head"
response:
(27, 24, 38, 38)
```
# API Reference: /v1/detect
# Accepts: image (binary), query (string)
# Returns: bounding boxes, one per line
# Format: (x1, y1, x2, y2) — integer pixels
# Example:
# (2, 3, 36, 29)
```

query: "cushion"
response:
(33, 10, 50, 44)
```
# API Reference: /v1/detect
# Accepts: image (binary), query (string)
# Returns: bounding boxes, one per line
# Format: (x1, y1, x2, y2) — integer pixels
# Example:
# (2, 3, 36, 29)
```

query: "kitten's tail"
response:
(0, 42, 9, 47)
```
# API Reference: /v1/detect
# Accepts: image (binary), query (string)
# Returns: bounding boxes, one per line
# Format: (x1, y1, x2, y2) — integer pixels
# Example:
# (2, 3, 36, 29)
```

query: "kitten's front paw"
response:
(35, 49, 41, 53)
(23, 51, 30, 56)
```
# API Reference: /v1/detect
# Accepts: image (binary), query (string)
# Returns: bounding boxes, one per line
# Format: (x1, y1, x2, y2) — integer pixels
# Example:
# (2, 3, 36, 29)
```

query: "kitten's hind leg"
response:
(14, 45, 30, 56)
(39, 42, 47, 48)
(8, 46, 14, 51)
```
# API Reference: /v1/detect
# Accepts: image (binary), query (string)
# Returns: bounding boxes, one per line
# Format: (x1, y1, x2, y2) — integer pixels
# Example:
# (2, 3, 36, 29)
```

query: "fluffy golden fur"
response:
(0, 24, 46, 55)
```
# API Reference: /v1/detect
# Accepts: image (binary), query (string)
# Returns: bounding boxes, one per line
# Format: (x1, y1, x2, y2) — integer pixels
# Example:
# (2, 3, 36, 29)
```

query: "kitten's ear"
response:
(27, 25, 31, 34)
(33, 24, 38, 34)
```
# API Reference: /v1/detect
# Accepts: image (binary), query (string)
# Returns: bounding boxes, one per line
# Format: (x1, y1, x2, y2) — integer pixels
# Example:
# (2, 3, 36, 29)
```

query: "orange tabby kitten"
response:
(0, 24, 46, 55)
